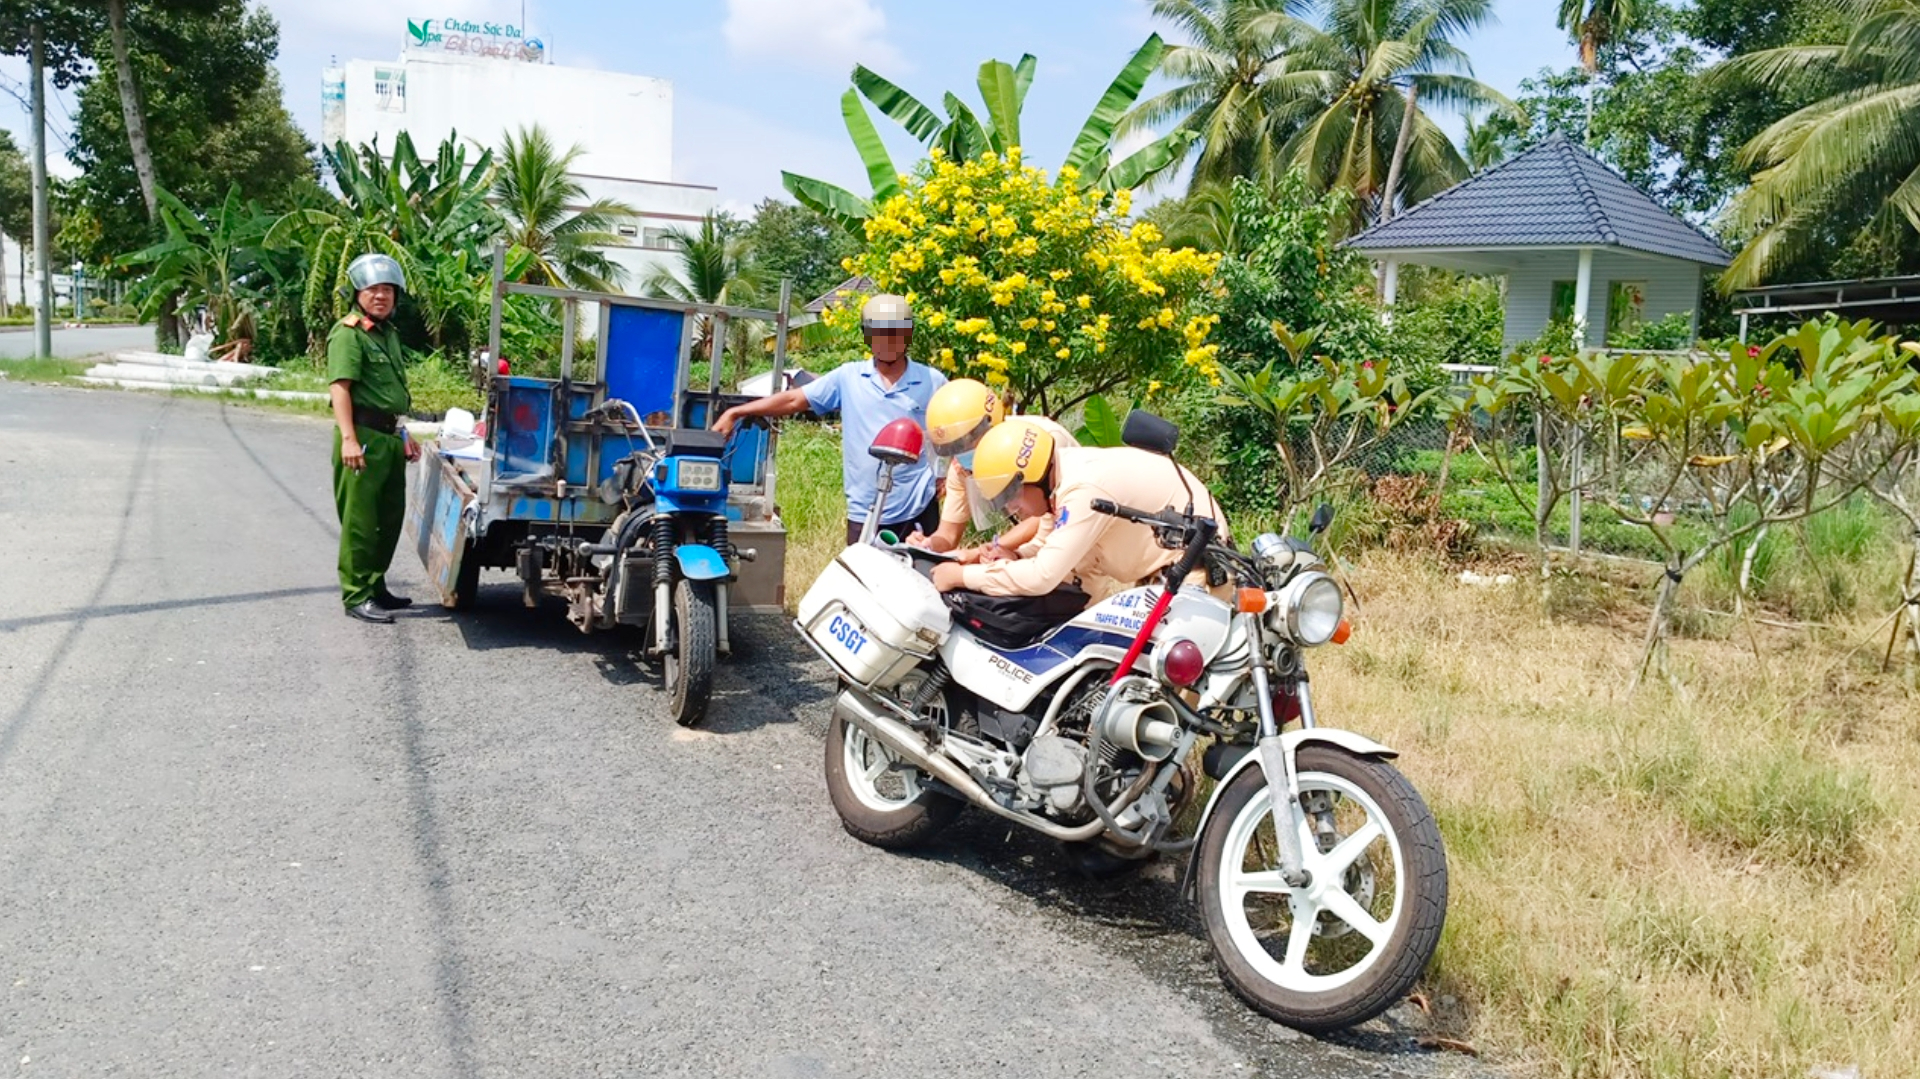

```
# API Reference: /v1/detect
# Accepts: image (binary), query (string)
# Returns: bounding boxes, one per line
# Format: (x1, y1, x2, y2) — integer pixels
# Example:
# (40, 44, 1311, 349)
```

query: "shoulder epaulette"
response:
(340, 314, 374, 331)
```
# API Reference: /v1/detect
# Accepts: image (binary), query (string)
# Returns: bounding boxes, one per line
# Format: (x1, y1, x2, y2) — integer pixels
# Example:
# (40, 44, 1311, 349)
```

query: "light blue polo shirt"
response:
(803, 358, 948, 524)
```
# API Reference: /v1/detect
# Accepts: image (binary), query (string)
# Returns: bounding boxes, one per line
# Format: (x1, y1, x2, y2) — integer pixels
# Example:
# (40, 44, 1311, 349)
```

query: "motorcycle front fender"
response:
(1187, 727, 1399, 867)
(674, 543, 729, 582)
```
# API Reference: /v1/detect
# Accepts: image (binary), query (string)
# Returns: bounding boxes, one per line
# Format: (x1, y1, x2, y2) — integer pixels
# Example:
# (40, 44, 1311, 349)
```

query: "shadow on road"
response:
(437, 584, 827, 735)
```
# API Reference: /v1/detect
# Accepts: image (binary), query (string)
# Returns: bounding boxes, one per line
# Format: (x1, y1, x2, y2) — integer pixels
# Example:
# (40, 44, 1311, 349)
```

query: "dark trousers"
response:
(846, 497, 941, 546)
(333, 428, 406, 607)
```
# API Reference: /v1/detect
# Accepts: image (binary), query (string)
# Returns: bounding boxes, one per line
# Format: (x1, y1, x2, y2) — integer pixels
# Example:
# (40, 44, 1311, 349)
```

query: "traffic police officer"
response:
(931, 418, 1226, 600)
(914, 378, 1077, 561)
(328, 253, 419, 624)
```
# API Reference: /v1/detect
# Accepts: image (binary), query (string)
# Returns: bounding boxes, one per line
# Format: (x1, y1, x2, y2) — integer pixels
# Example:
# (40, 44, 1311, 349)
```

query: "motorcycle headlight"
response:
(673, 458, 724, 492)
(1271, 571, 1343, 646)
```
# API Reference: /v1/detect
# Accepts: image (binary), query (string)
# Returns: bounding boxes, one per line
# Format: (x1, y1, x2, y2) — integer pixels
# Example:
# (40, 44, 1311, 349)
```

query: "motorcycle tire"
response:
(449, 540, 481, 611)
(666, 578, 716, 727)
(1195, 745, 1447, 1033)
(823, 677, 964, 850)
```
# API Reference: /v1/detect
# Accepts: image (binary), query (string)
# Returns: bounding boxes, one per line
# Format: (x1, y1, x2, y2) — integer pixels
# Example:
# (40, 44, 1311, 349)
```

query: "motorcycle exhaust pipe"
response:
(834, 686, 1151, 845)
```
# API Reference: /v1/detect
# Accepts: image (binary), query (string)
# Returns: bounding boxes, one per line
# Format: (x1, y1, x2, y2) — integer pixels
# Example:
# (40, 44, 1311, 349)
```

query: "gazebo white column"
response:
(1568, 246, 1594, 552)
(1380, 258, 1399, 325)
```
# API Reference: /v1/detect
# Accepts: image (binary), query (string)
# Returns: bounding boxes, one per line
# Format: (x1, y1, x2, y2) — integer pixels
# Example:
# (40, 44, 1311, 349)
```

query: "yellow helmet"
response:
(968, 417, 1055, 514)
(925, 379, 1006, 462)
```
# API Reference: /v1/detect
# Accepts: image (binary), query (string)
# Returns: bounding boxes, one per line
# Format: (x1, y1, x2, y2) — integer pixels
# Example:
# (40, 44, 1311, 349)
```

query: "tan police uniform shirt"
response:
(957, 446, 1228, 598)
(940, 416, 1078, 554)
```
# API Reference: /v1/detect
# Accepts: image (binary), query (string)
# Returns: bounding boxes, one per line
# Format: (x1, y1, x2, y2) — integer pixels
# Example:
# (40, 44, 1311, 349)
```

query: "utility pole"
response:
(30, 20, 52, 358)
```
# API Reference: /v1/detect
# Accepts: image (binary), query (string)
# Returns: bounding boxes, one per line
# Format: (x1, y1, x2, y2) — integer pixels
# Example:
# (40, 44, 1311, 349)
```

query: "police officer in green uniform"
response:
(327, 253, 420, 624)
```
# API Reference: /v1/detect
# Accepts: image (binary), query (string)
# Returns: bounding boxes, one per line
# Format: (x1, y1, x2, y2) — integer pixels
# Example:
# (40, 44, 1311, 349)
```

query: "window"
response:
(1607, 281, 1647, 344)
(615, 223, 639, 238)
(372, 67, 406, 113)
(1550, 280, 1577, 325)
(642, 227, 675, 249)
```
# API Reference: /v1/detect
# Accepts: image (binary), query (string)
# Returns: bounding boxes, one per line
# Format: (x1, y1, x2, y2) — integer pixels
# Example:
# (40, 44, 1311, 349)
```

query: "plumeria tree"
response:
(828, 148, 1220, 413)
(1218, 322, 1441, 522)
(1465, 319, 1920, 688)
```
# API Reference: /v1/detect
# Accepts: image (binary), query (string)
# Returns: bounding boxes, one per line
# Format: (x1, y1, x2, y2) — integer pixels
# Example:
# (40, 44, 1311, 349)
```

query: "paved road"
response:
(0, 324, 154, 359)
(0, 382, 1484, 1079)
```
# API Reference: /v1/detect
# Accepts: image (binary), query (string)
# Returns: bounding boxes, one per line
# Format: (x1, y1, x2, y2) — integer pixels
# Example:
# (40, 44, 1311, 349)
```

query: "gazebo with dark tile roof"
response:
(1344, 133, 1732, 351)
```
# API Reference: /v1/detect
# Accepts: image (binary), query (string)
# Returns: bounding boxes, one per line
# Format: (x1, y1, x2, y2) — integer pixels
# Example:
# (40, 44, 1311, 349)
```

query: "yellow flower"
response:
(1018, 317, 1039, 330)
(1055, 348, 1071, 360)
(1009, 341, 1026, 355)
(1077, 294, 1092, 309)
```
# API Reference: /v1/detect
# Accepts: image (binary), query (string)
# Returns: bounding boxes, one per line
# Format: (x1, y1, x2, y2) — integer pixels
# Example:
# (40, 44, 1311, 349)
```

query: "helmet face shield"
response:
(930, 413, 994, 457)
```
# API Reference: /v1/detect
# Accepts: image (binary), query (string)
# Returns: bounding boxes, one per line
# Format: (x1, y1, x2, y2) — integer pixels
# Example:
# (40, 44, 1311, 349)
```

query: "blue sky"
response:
(0, 0, 1581, 212)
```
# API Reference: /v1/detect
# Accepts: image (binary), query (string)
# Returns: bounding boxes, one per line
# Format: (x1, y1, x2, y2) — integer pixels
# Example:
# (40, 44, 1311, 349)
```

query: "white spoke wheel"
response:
(823, 674, 964, 850)
(1195, 745, 1447, 1033)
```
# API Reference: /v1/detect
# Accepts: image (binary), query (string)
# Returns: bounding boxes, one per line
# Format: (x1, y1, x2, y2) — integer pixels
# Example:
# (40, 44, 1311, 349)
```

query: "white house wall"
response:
(1502, 249, 1704, 351)
(342, 54, 674, 181)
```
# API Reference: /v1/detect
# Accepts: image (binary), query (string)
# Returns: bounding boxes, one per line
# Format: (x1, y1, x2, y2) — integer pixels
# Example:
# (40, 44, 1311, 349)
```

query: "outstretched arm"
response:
(712, 387, 812, 436)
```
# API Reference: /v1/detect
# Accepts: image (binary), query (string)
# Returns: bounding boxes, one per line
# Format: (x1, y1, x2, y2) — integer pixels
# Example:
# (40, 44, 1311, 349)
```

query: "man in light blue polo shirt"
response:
(712, 293, 947, 544)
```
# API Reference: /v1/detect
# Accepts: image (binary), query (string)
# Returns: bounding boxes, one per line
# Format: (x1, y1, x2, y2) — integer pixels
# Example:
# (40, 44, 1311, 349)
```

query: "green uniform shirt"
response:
(325, 311, 411, 416)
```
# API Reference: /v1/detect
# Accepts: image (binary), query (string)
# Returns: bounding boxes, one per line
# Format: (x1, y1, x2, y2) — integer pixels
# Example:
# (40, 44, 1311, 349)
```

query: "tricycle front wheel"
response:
(666, 578, 716, 727)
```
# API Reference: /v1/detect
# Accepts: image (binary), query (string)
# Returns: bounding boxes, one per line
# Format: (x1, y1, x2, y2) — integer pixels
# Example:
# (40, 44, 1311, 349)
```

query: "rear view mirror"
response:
(1309, 503, 1334, 535)
(1120, 410, 1179, 456)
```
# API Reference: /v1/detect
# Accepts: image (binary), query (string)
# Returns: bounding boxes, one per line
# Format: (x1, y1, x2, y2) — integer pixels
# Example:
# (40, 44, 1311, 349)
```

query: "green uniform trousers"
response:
(333, 427, 407, 608)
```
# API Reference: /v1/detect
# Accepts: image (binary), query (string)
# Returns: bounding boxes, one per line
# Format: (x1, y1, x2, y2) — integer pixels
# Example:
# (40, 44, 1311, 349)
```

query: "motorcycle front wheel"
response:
(665, 578, 716, 727)
(823, 673, 964, 849)
(1195, 745, 1447, 1033)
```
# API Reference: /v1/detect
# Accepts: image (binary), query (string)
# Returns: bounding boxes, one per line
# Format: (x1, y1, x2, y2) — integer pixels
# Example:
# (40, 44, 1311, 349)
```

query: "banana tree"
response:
(119, 185, 272, 346)
(265, 131, 501, 349)
(1218, 322, 1441, 525)
(783, 35, 1195, 233)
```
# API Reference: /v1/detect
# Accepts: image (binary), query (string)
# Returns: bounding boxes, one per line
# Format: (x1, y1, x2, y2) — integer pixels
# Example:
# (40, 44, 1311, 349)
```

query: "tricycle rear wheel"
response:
(666, 578, 716, 726)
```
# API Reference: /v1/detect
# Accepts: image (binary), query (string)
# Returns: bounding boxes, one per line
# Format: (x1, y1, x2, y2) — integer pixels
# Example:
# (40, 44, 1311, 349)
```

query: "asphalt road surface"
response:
(0, 382, 1489, 1079)
(0, 324, 154, 359)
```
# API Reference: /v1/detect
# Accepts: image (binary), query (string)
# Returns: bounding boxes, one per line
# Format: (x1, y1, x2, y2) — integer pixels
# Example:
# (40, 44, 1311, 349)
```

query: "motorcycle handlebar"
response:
(1090, 498, 1220, 587)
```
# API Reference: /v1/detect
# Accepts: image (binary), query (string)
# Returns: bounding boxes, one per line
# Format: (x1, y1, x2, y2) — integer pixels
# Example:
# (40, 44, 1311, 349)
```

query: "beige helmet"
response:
(860, 292, 913, 331)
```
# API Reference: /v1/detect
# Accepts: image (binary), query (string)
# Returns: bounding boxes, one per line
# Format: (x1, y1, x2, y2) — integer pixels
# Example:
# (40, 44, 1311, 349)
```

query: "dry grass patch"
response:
(1315, 553, 1918, 1078)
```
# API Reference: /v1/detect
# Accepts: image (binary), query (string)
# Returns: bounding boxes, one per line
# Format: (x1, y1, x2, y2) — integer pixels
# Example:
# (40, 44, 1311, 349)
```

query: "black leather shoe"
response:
(345, 601, 395, 624)
(373, 590, 413, 610)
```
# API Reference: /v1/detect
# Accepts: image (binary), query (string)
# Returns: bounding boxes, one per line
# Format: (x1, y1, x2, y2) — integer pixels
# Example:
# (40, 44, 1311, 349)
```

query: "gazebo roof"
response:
(804, 274, 875, 315)
(1345, 134, 1732, 267)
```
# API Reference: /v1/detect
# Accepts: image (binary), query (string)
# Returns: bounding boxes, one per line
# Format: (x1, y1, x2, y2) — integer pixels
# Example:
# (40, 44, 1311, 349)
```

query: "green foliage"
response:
(66, 2, 317, 266)
(1384, 267, 1505, 378)
(1608, 310, 1696, 351)
(1217, 323, 1441, 519)
(741, 198, 861, 302)
(118, 185, 269, 332)
(1719, 0, 1920, 287)
(1203, 174, 1387, 373)
(265, 131, 501, 353)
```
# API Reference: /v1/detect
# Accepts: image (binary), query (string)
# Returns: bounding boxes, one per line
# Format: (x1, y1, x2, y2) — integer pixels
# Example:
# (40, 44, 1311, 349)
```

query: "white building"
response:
(326, 19, 714, 291)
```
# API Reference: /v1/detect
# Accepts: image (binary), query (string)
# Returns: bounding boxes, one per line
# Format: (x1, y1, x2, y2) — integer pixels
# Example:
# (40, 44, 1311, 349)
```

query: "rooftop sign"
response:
(405, 17, 546, 62)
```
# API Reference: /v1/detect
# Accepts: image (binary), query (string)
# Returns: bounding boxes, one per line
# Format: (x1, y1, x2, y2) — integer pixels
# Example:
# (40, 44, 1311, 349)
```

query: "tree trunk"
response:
(30, 22, 52, 359)
(1379, 84, 1421, 224)
(108, 0, 160, 222)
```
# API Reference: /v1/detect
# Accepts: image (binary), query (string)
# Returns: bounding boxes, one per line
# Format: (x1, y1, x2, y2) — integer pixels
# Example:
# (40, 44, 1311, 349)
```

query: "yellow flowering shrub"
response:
(825, 148, 1221, 409)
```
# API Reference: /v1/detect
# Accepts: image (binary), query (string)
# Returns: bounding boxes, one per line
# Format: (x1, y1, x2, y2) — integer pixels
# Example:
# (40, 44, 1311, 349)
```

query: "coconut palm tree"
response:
(1280, 0, 1517, 224)
(1717, 0, 1920, 287)
(494, 125, 635, 291)
(642, 214, 769, 386)
(1557, 0, 1642, 75)
(1120, 0, 1325, 191)
(1556, 0, 1644, 142)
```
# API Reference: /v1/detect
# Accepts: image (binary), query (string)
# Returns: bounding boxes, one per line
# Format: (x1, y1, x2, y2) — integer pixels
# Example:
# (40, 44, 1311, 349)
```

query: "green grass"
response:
(773, 420, 850, 598)
(0, 357, 90, 383)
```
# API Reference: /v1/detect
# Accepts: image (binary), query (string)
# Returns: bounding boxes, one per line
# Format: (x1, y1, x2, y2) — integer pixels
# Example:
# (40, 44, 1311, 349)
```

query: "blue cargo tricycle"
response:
(407, 245, 793, 726)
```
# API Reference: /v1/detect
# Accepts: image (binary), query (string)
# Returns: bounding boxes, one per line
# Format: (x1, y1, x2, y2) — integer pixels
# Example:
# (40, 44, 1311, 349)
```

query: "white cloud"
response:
(722, 0, 904, 75)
